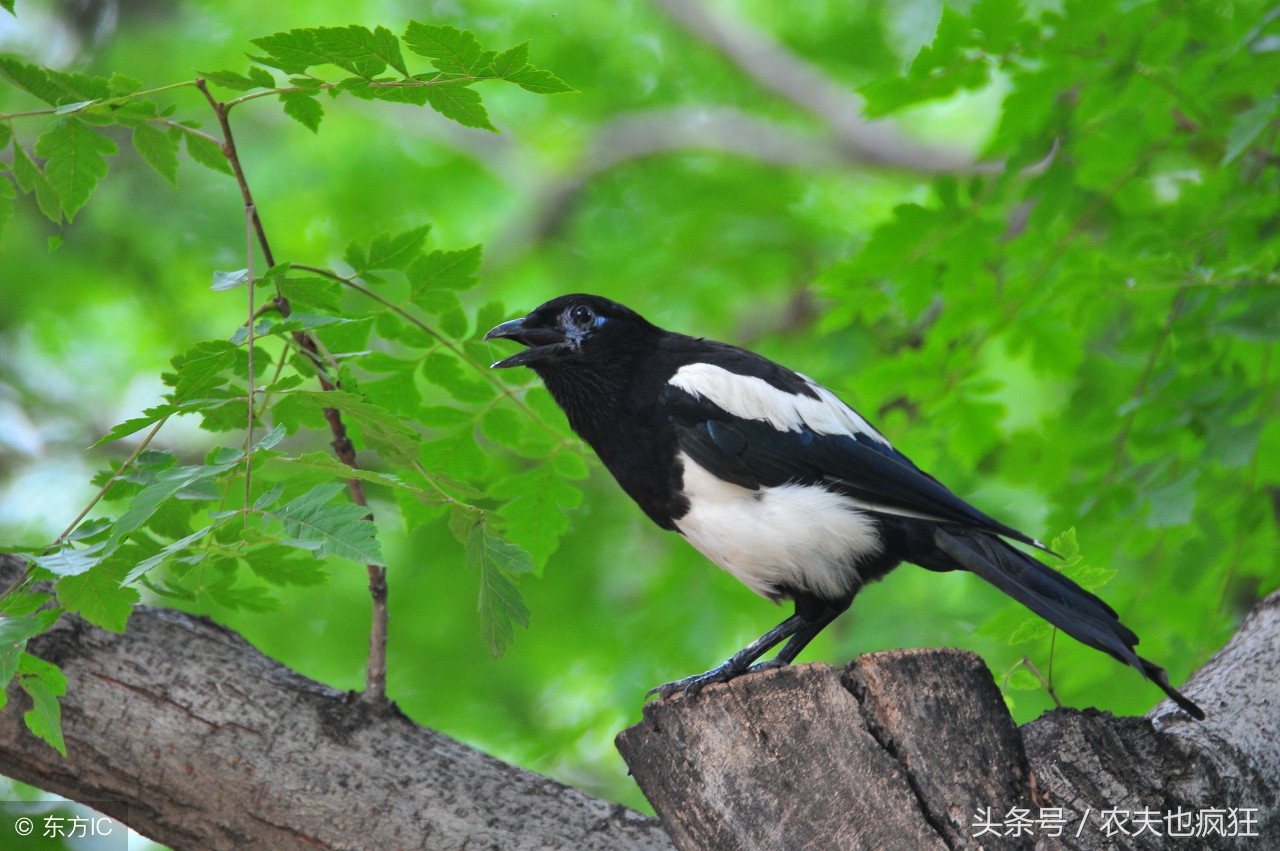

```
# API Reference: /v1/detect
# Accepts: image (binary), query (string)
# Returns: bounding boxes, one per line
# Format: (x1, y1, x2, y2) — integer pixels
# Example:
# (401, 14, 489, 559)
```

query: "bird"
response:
(484, 293, 1204, 719)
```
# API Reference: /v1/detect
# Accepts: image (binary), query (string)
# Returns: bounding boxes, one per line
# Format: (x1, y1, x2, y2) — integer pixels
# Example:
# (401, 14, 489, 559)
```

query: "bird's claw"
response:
(646, 658, 790, 700)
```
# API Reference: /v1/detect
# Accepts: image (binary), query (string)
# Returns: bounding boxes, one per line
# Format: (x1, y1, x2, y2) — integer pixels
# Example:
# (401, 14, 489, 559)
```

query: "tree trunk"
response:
(616, 592, 1279, 851)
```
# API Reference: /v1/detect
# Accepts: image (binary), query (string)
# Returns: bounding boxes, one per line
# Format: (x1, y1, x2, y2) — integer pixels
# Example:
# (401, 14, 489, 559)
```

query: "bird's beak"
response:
(484, 317, 567, 369)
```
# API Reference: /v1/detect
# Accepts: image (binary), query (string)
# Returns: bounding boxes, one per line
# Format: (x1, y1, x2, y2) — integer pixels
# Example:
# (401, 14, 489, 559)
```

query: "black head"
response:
(484, 294, 658, 372)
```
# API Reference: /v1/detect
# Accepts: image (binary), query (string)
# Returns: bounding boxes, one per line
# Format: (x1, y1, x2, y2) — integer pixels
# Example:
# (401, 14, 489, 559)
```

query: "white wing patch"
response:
(668, 362, 890, 445)
(674, 452, 881, 602)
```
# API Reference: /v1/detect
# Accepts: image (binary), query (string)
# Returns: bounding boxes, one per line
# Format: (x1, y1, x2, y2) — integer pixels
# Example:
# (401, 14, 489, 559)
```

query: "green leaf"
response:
(0, 616, 48, 648)
(423, 84, 497, 132)
(314, 24, 408, 78)
(92, 404, 177, 447)
(121, 526, 217, 584)
(503, 64, 575, 95)
(1008, 617, 1052, 644)
(19, 655, 67, 756)
(11, 143, 61, 223)
(170, 339, 238, 402)
(246, 545, 329, 587)
(362, 224, 432, 273)
(494, 465, 583, 567)
(183, 131, 233, 175)
(467, 520, 535, 655)
(132, 124, 180, 185)
(403, 22, 485, 75)
(280, 90, 323, 133)
(200, 68, 261, 91)
(422, 351, 496, 403)
(0, 57, 63, 105)
(0, 177, 14, 245)
(273, 389, 418, 462)
(107, 72, 143, 96)
(408, 244, 481, 295)
(248, 66, 276, 89)
(57, 563, 140, 633)
(490, 42, 529, 78)
(34, 117, 117, 221)
(1, 2, 15, 18)
(1223, 95, 1279, 165)
(250, 29, 329, 75)
(276, 275, 342, 313)
(263, 482, 384, 564)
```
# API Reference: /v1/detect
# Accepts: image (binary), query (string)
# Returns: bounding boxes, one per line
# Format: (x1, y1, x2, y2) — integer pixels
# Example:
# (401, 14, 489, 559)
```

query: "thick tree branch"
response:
(0, 555, 672, 851)
(618, 592, 1279, 850)
(648, 0, 988, 173)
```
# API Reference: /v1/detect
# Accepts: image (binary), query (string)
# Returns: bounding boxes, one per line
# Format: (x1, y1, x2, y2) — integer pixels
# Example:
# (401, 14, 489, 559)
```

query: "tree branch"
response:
(0, 554, 672, 851)
(618, 593, 1278, 850)
(647, 0, 989, 173)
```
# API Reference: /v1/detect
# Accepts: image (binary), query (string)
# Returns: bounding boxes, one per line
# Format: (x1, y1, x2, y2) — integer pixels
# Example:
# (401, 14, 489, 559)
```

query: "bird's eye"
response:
(570, 305, 596, 327)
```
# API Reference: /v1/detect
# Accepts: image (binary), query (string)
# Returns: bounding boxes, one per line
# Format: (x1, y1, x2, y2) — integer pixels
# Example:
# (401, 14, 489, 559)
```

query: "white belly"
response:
(672, 452, 883, 602)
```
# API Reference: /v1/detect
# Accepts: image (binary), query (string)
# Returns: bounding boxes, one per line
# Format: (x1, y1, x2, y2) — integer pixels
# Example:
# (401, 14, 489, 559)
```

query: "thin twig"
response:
(195, 79, 389, 705)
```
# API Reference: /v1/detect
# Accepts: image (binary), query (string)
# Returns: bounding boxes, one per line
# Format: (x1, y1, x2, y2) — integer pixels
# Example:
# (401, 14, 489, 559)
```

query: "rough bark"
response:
(618, 592, 1279, 851)
(0, 557, 672, 851)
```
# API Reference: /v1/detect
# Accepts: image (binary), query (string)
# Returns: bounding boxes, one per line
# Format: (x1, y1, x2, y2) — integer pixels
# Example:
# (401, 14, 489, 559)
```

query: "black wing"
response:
(659, 380, 1042, 549)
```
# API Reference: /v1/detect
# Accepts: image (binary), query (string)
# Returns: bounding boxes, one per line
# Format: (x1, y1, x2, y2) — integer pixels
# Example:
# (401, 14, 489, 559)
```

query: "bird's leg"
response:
(759, 604, 844, 668)
(647, 614, 806, 699)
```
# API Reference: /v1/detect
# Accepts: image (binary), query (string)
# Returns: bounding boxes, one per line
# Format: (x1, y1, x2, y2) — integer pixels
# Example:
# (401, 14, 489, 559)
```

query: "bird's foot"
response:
(646, 657, 790, 700)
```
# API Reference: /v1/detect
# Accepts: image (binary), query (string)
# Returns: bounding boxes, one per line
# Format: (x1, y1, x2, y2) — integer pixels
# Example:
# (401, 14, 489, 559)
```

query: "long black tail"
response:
(931, 526, 1204, 720)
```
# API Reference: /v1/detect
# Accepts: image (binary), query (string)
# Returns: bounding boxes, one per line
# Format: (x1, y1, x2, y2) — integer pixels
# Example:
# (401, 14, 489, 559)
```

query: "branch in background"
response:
(647, 0, 989, 173)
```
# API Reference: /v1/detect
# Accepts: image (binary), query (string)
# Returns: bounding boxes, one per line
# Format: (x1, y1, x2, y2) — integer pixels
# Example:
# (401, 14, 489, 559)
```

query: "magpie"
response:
(485, 294, 1204, 719)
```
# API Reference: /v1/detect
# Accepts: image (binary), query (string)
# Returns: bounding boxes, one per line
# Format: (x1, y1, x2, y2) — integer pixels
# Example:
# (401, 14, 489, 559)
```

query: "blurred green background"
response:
(2, 0, 1277, 825)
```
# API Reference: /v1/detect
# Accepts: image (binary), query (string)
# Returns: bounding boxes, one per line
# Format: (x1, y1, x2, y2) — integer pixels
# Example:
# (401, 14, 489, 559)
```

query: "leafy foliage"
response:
(0, 0, 1277, 815)
(0, 19, 578, 755)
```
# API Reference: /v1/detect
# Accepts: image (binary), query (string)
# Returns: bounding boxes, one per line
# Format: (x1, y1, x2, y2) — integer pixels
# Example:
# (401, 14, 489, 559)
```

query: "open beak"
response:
(484, 317, 567, 369)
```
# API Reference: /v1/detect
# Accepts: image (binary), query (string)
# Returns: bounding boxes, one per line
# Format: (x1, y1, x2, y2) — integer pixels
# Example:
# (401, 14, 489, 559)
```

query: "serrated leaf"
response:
(107, 72, 142, 96)
(403, 22, 485, 75)
(491, 42, 530, 78)
(248, 66, 276, 89)
(276, 275, 341, 312)
(19, 655, 67, 756)
(171, 339, 238, 402)
(132, 123, 179, 185)
(121, 526, 216, 584)
(408, 244, 481, 297)
(0, 57, 62, 105)
(504, 64, 575, 95)
(273, 389, 418, 462)
(494, 466, 583, 567)
(264, 482, 383, 564)
(92, 404, 177, 447)
(34, 117, 117, 221)
(422, 351, 496, 403)
(280, 90, 323, 133)
(0, 615, 49, 647)
(1008, 617, 1052, 644)
(246, 545, 329, 587)
(467, 520, 534, 655)
(250, 29, 329, 75)
(365, 224, 431, 272)
(183, 131, 233, 175)
(200, 68, 260, 91)
(314, 24, 408, 78)
(423, 84, 496, 131)
(57, 565, 139, 633)
(11, 142, 61, 223)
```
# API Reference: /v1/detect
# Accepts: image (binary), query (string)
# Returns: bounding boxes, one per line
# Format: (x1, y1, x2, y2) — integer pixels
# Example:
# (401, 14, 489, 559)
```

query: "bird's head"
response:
(484, 294, 654, 372)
